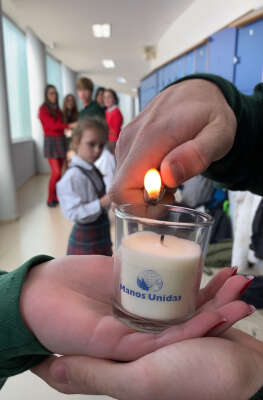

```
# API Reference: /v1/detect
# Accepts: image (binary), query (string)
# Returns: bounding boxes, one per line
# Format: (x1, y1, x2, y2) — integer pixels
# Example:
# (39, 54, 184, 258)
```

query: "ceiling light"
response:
(116, 77, 127, 84)
(93, 24, 111, 38)
(102, 59, 115, 68)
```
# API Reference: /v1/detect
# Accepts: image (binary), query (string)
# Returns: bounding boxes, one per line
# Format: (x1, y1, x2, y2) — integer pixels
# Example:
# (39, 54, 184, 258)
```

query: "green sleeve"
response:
(0, 255, 53, 388)
(172, 73, 263, 195)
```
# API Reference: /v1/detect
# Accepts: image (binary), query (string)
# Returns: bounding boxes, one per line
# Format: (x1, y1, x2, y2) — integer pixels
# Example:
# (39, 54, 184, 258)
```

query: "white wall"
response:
(151, 0, 263, 70)
(61, 64, 77, 98)
(12, 139, 36, 188)
(117, 92, 135, 126)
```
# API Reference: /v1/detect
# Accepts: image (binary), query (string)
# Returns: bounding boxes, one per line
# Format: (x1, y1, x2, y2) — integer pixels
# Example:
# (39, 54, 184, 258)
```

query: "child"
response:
(57, 117, 112, 256)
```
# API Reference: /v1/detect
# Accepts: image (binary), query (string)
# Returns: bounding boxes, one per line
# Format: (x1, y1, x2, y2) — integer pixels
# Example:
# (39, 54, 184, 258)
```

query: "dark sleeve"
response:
(0, 255, 53, 388)
(250, 386, 263, 400)
(171, 73, 263, 195)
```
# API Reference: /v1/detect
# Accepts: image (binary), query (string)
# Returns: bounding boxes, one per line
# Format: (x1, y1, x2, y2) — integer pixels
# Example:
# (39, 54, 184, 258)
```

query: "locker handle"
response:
(233, 56, 240, 65)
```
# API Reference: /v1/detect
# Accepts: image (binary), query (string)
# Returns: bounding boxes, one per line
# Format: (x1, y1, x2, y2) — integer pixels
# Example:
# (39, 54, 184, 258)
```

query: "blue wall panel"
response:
(195, 44, 207, 73)
(185, 51, 195, 75)
(139, 72, 157, 110)
(175, 57, 185, 79)
(234, 19, 263, 94)
(209, 28, 236, 82)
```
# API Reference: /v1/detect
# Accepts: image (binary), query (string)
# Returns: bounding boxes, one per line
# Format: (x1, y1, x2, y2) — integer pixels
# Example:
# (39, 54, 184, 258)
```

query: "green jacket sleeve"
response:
(173, 73, 263, 195)
(0, 255, 53, 388)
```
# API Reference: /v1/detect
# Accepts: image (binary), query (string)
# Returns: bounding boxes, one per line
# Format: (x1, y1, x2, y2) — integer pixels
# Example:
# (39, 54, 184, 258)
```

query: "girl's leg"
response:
(47, 158, 64, 203)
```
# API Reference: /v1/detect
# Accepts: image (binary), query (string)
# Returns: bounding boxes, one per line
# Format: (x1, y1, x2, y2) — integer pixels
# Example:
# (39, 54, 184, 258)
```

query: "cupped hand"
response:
(32, 328, 263, 399)
(110, 79, 237, 204)
(20, 256, 254, 361)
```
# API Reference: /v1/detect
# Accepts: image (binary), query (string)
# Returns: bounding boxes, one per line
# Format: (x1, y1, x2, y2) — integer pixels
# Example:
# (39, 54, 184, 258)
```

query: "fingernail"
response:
(247, 304, 257, 316)
(230, 266, 238, 276)
(52, 362, 69, 384)
(239, 276, 254, 295)
(171, 161, 185, 184)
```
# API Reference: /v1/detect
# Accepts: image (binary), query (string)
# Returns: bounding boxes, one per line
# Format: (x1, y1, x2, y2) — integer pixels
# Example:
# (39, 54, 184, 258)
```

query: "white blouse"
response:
(57, 155, 102, 223)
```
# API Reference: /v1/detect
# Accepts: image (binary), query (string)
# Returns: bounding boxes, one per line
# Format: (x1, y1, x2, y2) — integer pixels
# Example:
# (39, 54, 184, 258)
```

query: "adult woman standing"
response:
(104, 89, 123, 152)
(39, 85, 76, 207)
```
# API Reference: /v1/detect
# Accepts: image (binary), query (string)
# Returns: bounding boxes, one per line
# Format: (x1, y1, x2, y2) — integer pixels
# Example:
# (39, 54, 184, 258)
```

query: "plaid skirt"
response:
(44, 136, 66, 159)
(67, 212, 112, 256)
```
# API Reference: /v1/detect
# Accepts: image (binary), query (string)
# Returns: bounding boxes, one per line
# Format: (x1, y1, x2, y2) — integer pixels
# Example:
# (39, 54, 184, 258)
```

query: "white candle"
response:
(120, 231, 202, 321)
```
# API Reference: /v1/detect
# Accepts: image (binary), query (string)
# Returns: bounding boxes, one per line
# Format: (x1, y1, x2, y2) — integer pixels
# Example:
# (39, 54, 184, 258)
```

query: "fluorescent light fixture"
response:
(102, 59, 115, 68)
(93, 24, 111, 38)
(116, 76, 127, 84)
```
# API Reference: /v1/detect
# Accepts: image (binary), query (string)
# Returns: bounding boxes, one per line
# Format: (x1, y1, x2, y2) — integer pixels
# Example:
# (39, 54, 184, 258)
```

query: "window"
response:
(2, 16, 32, 139)
(46, 54, 63, 106)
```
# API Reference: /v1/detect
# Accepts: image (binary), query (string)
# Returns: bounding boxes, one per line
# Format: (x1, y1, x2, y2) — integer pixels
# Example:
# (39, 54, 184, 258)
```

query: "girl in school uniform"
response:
(104, 88, 123, 153)
(39, 85, 77, 207)
(57, 117, 112, 256)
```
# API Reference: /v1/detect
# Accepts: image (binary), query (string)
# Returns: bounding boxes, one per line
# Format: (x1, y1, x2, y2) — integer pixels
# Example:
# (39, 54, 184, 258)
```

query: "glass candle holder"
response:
(113, 204, 213, 333)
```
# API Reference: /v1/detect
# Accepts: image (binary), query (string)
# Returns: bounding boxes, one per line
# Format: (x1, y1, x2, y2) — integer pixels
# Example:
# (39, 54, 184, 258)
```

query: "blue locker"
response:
(234, 19, 263, 94)
(185, 51, 195, 75)
(157, 67, 165, 92)
(195, 44, 208, 72)
(175, 57, 185, 79)
(139, 72, 157, 110)
(165, 61, 176, 85)
(209, 28, 237, 82)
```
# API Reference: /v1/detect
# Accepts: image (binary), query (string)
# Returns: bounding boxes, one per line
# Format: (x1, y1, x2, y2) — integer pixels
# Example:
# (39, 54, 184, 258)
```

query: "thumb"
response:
(160, 122, 233, 188)
(32, 355, 130, 397)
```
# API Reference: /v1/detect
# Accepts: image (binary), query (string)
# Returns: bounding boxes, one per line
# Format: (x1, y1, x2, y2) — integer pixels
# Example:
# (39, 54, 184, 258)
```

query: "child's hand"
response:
(100, 194, 111, 209)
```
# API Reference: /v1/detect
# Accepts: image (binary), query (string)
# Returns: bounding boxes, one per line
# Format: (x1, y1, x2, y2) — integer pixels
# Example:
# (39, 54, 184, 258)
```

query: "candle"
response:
(120, 231, 201, 321)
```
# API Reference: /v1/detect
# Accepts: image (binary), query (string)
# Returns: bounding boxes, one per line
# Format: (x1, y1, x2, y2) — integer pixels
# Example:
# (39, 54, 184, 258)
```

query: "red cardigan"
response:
(39, 104, 68, 137)
(106, 107, 123, 142)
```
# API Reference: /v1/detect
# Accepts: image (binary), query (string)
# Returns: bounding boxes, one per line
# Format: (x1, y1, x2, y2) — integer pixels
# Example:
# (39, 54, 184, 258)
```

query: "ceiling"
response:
(2, 0, 194, 94)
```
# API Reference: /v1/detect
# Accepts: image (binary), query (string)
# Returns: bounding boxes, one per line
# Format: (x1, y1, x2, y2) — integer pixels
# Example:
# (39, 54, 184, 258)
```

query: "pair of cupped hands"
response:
(21, 79, 263, 399)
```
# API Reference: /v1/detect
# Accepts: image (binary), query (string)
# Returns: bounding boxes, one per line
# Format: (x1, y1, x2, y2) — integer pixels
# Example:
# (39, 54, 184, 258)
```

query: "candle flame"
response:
(144, 168, 162, 200)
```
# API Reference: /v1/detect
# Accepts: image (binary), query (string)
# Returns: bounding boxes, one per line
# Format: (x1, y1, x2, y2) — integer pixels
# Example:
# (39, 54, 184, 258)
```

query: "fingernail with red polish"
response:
(230, 266, 238, 276)
(239, 276, 254, 295)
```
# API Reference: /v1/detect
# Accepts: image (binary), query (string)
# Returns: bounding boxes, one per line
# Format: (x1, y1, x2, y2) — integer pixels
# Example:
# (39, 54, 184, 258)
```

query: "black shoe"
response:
(47, 201, 58, 208)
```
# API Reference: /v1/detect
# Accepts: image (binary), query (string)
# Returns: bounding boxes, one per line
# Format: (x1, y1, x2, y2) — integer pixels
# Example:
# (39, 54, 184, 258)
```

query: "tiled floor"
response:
(1, 174, 263, 399)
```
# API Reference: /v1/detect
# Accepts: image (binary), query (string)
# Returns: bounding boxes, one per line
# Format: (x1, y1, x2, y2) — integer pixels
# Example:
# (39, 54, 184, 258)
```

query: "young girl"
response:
(39, 85, 76, 207)
(57, 117, 112, 256)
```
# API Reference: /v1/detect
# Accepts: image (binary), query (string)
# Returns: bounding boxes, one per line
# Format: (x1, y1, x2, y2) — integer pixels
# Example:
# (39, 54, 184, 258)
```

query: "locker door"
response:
(195, 44, 208, 72)
(185, 51, 195, 75)
(147, 72, 157, 101)
(166, 61, 176, 85)
(175, 57, 185, 79)
(157, 67, 165, 92)
(139, 73, 157, 110)
(209, 28, 237, 82)
(234, 19, 263, 94)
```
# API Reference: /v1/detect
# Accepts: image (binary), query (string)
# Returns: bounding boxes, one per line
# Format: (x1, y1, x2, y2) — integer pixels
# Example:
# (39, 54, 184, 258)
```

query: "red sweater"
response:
(39, 104, 68, 137)
(106, 107, 123, 142)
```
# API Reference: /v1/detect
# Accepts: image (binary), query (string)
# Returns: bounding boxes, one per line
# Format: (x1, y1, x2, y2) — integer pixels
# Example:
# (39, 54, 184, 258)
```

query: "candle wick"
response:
(160, 234, 165, 244)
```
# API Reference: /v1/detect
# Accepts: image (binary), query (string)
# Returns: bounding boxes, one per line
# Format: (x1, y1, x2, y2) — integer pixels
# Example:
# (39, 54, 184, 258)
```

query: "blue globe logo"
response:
(137, 269, 163, 292)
